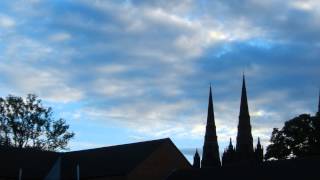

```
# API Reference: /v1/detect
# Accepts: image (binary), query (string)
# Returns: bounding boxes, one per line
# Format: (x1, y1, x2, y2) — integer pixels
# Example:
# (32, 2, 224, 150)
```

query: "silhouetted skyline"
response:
(0, 1, 319, 161)
(200, 75, 263, 167)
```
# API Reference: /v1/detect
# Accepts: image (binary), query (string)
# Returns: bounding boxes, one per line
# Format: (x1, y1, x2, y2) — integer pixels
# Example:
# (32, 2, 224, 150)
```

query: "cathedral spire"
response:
(239, 74, 250, 117)
(236, 74, 254, 161)
(257, 137, 261, 148)
(255, 137, 264, 163)
(201, 85, 221, 168)
(228, 138, 235, 152)
(193, 149, 200, 168)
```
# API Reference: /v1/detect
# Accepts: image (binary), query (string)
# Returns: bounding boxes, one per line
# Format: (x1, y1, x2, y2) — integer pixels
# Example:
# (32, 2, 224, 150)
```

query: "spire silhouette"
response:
(255, 137, 264, 163)
(201, 85, 221, 168)
(257, 137, 261, 149)
(239, 75, 250, 117)
(222, 137, 236, 166)
(193, 149, 200, 168)
(236, 74, 254, 161)
(228, 138, 234, 150)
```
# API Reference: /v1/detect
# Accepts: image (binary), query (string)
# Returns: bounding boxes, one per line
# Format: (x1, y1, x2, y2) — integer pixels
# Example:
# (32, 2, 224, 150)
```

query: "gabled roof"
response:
(61, 138, 172, 179)
(0, 138, 176, 179)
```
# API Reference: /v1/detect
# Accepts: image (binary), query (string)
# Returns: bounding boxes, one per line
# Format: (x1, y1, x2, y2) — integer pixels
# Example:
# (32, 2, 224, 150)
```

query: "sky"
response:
(0, 0, 320, 162)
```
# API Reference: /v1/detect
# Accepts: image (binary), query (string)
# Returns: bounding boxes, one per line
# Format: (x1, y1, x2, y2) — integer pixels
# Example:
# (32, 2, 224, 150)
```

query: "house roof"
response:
(0, 138, 176, 179)
(61, 138, 171, 179)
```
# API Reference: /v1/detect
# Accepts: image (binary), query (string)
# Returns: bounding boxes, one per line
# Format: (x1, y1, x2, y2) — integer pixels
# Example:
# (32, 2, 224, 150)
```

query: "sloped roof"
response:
(61, 138, 171, 179)
(0, 138, 176, 179)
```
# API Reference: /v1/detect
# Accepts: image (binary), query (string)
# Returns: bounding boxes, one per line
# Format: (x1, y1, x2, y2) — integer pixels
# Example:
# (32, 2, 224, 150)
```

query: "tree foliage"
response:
(0, 94, 74, 151)
(265, 114, 320, 160)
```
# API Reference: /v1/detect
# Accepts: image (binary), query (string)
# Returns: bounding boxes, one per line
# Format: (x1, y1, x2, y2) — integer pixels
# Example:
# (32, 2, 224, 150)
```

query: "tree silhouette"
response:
(0, 94, 74, 151)
(265, 113, 320, 160)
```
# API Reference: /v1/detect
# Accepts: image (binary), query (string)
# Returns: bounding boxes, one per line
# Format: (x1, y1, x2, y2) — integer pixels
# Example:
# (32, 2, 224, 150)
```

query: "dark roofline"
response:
(1, 138, 171, 155)
(60, 138, 175, 178)
(63, 138, 171, 154)
(0, 138, 186, 158)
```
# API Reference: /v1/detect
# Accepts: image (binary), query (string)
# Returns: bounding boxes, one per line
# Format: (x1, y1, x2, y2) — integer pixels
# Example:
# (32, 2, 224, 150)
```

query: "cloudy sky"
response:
(0, 0, 319, 161)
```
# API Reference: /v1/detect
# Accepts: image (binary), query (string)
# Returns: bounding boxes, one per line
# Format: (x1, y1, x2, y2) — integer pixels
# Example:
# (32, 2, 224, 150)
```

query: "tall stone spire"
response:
(236, 75, 254, 161)
(239, 75, 250, 117)
(201, 85, 221, 168)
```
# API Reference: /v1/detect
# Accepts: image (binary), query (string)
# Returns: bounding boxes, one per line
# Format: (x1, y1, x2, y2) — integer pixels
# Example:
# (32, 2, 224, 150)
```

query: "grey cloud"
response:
(202, 0, 320, 44)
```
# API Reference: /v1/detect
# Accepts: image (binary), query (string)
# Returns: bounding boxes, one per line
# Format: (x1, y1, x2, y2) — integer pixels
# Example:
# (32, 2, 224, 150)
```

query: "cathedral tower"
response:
(201, 86, 221, 168)
(236, 75, 254, 161)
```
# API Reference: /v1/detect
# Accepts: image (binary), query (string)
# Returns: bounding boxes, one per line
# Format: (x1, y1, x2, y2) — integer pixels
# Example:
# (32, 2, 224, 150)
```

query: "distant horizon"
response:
(0, 0, 319, 162)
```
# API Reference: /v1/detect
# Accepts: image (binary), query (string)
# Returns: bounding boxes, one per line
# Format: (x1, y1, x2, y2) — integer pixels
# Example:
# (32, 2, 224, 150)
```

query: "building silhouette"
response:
(201, 86, 221, 168)
(197, 75, 264, 167)
(235, 75, 254, 162)
(172, 76, 320, 180)
(222, 75, 263, 165)
(0, 138, 191, 180)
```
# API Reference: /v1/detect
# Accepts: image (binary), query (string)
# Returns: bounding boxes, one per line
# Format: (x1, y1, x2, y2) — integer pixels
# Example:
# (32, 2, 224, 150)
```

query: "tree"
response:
(0, 94, 74, 151)
(265, 113, 320, 160)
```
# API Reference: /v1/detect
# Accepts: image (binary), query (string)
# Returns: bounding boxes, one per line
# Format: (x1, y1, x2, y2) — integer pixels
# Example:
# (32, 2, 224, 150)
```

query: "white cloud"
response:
(93, 78, 147, 98)
(77, 99, 200, 137)
(3, 36, 53, 62)
(76, 0, 263, 62)
(0, 63, 84, 103)
(289, 0, 320, 12)
(190, 123, 205, 137)
(0, 14, 15, 28)
(49, 32, 71, 42)
(96, 64, 130, 74)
